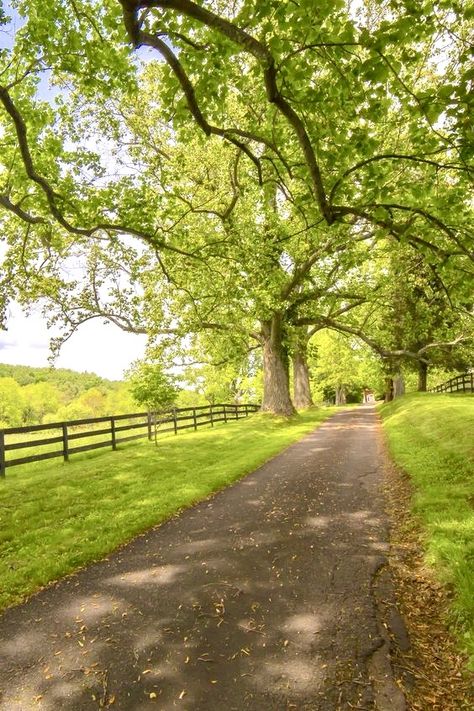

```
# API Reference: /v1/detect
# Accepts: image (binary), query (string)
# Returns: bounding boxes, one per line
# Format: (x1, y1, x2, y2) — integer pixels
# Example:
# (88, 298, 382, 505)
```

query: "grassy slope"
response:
(0, 407, 338, 612)
(379, 393, 474, 664)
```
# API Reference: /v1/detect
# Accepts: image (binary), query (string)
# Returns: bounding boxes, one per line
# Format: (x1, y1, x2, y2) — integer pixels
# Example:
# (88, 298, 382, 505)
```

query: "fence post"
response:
(193, 408, 198, 431)
(0, 431, 5, 478)
(223, 404, 227, 423)
(62, 424, 69, 463)
(236, 404, 240, 420)
(210, 404, 214, 427)
(147, 412, 153, 441)
(173, 409, 178, 435)
(111, 417, 117, 451)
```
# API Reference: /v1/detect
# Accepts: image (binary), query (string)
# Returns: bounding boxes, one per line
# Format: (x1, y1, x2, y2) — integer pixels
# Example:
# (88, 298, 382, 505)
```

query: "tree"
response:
(314, 245, 474, 398)
(0, 377, 25, 426)
(22, 382, 61, 423)
(0, 1, 473, 414)
(126, 359, 177, 411)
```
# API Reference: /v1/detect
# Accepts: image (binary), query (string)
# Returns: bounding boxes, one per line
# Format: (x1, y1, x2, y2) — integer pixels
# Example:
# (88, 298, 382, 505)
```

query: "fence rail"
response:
(0, 403, 259, 477)
(429, 372, 474, 394)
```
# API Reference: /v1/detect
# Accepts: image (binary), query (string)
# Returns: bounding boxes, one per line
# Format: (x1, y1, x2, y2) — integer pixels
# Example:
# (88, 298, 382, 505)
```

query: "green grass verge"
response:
(379, 392, 474, 666)
(0, 407, 338, 612)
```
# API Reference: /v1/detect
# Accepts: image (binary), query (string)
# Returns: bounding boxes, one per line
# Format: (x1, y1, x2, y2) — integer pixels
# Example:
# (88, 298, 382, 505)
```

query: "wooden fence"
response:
(429, 372, 474, 394)
(0, 403, 259, 478)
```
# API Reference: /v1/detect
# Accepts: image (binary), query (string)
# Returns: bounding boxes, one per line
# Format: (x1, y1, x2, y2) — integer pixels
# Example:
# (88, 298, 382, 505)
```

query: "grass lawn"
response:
(379, 392, 474, 666)
(0, 406, 338, 612)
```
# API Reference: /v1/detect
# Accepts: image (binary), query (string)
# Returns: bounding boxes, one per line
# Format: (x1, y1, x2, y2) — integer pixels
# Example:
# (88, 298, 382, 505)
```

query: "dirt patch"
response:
(382, 455, 473, 710)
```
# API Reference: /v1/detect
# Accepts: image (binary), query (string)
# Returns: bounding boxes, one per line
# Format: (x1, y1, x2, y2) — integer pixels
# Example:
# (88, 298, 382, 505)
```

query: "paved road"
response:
(0, 406, 407, 710)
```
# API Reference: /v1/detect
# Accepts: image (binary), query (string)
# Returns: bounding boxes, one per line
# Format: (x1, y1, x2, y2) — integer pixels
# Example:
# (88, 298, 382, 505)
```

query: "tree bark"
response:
(418, 361, 428, 392)
(335, 385, 346, 406)
(384, 377, 394, 402)
(260, 316, 296, 416)
(393, 372, 405, 398)
(292, 343, 314, 410)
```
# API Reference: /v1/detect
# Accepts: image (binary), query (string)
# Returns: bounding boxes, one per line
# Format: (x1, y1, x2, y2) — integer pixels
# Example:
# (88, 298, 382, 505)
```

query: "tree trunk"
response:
(384, 377, 394, 402)
(292, 348, 314, 410)
(335, 385, 346, 405)
(393, 372, 405, 398)
(260, 316, 296, 416)
(418, 361, 428, 392)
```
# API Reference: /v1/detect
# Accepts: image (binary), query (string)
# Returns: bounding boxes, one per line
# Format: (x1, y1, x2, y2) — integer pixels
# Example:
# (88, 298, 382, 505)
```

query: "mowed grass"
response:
(0, 407, 338, 612)
(379, 392, 474, 665)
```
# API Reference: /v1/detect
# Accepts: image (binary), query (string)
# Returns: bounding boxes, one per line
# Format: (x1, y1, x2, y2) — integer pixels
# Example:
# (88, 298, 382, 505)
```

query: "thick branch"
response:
(121, 0, 333, 222)
(332, 204, 462, 259)
(296, 316, 471, 364)
(0, 193, 45, 224)
(0, 85, 202, 260)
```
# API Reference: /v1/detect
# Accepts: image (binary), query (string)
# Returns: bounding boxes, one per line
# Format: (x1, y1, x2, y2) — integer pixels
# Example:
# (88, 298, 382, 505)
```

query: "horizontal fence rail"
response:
(429, 372, 474, 394)
(0, 403, 260, 477)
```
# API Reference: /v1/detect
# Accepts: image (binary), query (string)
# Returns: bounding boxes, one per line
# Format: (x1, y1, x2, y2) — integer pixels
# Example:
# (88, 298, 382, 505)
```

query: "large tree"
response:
(0, 1, 473, 413)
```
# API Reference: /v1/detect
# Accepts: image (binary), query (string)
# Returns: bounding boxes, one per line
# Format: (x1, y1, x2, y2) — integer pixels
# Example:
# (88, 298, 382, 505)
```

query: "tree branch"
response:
(120, 0, 333, 222)
(0, 193, 45, 224)
(329, 153, 474, 205)
(0, 85, 205, 260)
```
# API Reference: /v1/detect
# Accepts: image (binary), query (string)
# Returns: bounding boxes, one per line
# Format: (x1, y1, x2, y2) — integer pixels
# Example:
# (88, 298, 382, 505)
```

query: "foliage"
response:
(176, 333, 263, 404)
(0, 405, 338, 611)
(0, 377, 25, 427)
(0, 362, 136, 426)
(125, 359, 177, 411)
(380, 393, 474, 667)
(175, 388, 208, 409)
(22, 382, 60, 424)
(0, 362, 104, 391)
(316, 243, 474, 392)
(0, 1, 472, 412)
(308, 330, 385, 402)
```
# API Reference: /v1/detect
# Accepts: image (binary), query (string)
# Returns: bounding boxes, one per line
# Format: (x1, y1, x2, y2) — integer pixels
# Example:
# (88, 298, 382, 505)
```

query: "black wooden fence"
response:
(429, 372, 474, 394)
(0, 403, 259, 478)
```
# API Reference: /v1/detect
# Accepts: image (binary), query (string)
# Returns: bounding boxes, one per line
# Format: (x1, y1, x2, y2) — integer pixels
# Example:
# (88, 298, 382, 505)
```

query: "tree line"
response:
(0, 1, 472, 415)
(0, 363, 135, 427)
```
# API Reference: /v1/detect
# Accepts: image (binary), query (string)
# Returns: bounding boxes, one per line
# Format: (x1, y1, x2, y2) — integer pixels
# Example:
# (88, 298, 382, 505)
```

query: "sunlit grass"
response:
(379, 392, 474, 666)
(0, 407, 338, 612)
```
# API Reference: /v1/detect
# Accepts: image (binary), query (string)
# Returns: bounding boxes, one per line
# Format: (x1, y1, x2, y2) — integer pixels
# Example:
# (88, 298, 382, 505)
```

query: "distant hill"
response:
(0, 363, 114, 395)
(0, 363, 134, 427)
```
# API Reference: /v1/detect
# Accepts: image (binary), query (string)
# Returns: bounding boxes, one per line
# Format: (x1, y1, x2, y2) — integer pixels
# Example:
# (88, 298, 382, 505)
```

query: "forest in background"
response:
(0, 362, 136, 426)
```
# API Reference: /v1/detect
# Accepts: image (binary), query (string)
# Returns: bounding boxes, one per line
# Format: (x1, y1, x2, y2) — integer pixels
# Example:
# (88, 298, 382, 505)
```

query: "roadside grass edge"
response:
(378, 392, 474, 668)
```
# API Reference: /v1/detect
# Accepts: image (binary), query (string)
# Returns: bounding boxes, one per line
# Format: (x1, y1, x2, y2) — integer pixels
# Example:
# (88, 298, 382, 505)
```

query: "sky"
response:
(0, 303, 147, 379)
(0, 1, 150, 380)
